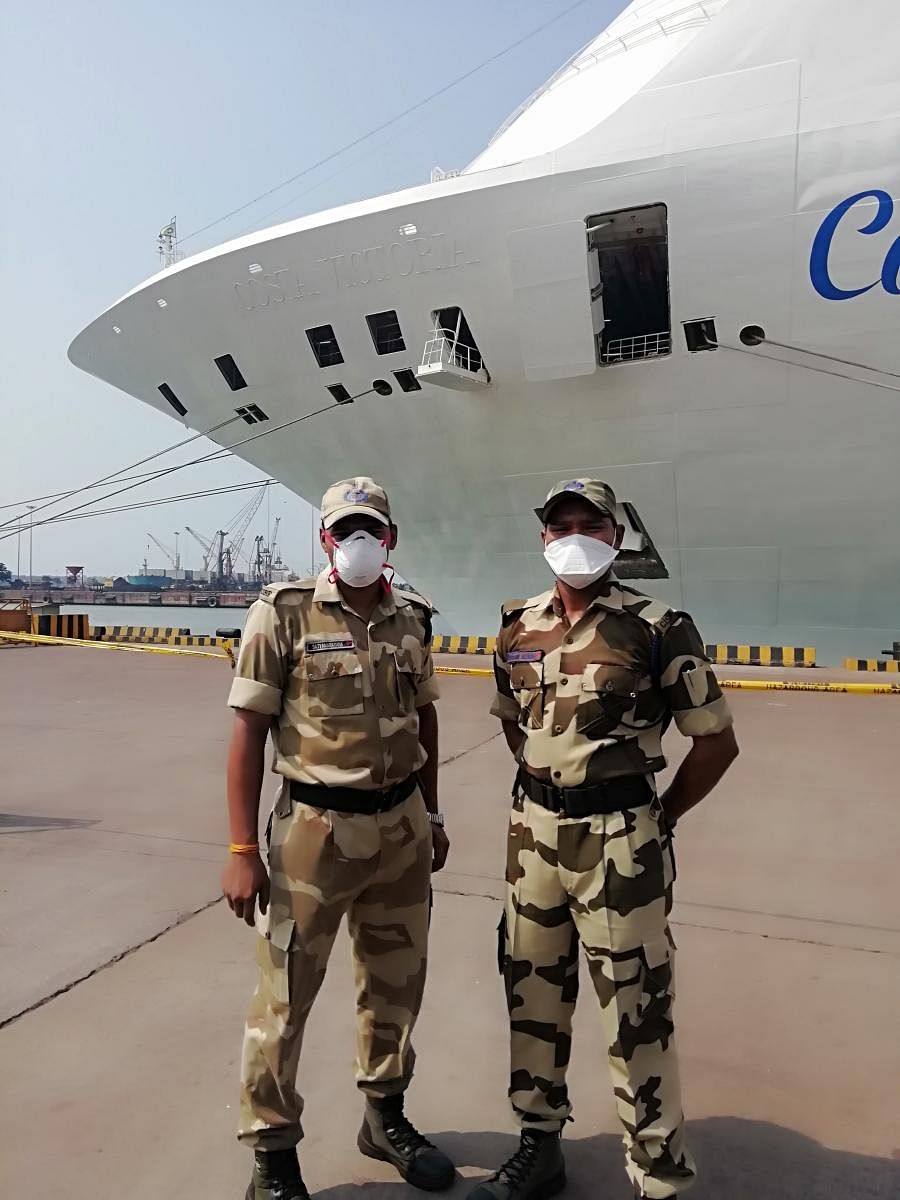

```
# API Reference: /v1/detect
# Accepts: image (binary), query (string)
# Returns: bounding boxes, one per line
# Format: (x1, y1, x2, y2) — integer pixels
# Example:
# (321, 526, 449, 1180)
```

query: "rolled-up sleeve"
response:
(660, 614, 733, 737)
(489, 625, 520, 722)
(227, 598, 290, 716)
(415, 640, 441, 707)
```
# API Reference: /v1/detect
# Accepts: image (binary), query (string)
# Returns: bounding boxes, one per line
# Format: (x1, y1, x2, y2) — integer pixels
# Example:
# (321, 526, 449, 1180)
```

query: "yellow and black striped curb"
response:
(843, 658, 899, 673)
(93, 626, 224, 648)
(705, 645, 816, 667)
(98, 625, 193, 639)
(431, 635, 497, 655)
(32, 614, 90, 639)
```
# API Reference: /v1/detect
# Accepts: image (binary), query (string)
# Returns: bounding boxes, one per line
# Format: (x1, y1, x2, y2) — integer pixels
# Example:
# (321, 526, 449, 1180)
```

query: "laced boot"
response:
(357, 1093, 455, 1191)
(244, 1148, 310, 1200)
(467, 1130, 566, 1200)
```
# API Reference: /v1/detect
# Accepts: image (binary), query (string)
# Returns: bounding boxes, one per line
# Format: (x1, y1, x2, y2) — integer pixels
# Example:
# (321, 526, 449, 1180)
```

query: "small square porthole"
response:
(366, 310, 406, 355)
(394, 369, 422, 393)
(683, 318, 717, 352)
(158, 383, 187, 416)
(327, 383, 353, 404)
(236, 403, 269, 425)
(306, 325, 344, 368)
(214, 353, 248, 390)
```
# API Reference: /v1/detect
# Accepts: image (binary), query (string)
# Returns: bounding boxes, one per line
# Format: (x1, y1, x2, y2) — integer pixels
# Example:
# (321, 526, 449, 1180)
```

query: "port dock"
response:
(1, 644, 898, 1198)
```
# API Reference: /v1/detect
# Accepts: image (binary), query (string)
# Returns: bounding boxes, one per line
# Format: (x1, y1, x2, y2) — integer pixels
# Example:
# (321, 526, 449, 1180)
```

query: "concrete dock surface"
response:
(1, 644, 898, 1198)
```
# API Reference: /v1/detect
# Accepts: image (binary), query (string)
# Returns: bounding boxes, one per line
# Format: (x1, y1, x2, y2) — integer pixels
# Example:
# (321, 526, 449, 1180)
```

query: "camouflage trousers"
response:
(503, 789, 696, 1199)
(238, 785, 432, 1150)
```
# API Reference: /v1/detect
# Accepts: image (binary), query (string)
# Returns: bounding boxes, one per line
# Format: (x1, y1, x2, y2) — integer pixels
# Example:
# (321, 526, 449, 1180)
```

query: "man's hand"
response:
(222, 851, 270, 927)
(431, 825, 450, 872)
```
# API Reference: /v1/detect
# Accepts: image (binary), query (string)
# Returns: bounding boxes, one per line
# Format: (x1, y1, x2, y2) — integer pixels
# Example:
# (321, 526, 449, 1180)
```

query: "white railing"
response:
(421, 330, 482, 374)
(602, 331, 671, 364)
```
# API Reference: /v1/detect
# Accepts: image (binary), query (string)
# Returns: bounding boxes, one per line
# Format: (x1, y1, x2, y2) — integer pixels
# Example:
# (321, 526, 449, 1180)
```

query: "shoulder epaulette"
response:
(394, 586, 433, 613)
(500, 598, 527, 625)
(258, 578, 316, 604)
(619, 586, 677, 634)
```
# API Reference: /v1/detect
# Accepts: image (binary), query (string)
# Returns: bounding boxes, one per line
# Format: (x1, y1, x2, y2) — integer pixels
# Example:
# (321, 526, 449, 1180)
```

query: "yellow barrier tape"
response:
(0, 629, 229, 662)
(436, 665, 493, 677)
(7, 633, 894, 693)
(719, 678, 899, 696)
(435, 662, 899, 694)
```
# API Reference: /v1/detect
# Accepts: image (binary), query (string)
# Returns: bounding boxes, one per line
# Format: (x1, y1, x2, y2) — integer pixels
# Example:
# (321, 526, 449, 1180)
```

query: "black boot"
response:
(467, 1131, 565, 1200)
(245, 1148, 310, 1200)
(358, 1093, 455, 1191)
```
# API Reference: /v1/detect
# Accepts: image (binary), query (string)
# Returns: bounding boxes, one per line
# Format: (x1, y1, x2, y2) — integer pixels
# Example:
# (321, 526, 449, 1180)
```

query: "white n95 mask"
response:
(543, 534, 618, 588)
(331, 529, 388, 587)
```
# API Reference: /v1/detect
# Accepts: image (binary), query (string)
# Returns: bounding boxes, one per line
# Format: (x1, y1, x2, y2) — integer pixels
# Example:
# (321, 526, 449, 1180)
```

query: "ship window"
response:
(214, 353, 248, 391)
(235, 404, 269, 425)
(366, 310, 406, 355)
(683, 317, 718, 352)
(158, 383, 187, 416)
(614, 501, 668, 580)
(327, 383, 353, 404)
(428, 306, 484, 373)
(306, 324, 344, 367)
(586, 204, 671, 365)
(394, 368, 422, 392)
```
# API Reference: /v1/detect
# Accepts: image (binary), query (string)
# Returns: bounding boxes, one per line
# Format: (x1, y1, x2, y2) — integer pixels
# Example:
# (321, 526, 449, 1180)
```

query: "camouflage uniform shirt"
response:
(491, 573, 732, 787)
(228, 572, 439, 790)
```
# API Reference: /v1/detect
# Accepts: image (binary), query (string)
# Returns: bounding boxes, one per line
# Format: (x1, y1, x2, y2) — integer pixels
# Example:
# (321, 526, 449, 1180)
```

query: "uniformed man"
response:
(222, 476, 455, 1199)
(472, 479, 739, 1200)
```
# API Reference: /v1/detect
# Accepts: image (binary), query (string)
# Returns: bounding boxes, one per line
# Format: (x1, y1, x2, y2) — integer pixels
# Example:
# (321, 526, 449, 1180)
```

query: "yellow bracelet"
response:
(229, 842, 260, 854)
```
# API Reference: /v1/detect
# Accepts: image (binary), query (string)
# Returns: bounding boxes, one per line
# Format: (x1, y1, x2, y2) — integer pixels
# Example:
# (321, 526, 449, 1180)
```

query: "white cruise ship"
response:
(69, 0, 900, 656)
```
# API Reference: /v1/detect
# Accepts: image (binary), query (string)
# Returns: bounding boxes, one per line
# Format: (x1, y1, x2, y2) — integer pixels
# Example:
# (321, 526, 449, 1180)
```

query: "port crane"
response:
(146, 532, 181, 572)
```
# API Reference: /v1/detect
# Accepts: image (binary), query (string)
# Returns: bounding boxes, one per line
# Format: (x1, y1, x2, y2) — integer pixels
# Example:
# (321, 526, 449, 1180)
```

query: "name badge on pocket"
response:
(505, 649, 544, 663)
(305, 636, 355, 654)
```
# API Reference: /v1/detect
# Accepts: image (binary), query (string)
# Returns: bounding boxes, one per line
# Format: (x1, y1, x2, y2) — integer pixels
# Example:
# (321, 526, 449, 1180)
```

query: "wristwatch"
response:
(427, 811, 445, 828)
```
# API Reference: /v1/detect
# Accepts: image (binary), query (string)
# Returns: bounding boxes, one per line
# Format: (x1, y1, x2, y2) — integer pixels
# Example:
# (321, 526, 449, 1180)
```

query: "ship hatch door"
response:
(506, 220, 597, 382)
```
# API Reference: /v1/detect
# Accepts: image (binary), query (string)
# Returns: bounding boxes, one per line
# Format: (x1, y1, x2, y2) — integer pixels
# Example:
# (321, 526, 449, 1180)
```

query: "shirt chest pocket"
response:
(299, 650, 365, 718)
(576, 663, 639, 737)
(510, 661, 546, 730)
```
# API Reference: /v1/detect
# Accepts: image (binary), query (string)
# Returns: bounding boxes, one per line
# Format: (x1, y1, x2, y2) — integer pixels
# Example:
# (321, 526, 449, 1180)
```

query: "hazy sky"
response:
(0, 0, 618, 579)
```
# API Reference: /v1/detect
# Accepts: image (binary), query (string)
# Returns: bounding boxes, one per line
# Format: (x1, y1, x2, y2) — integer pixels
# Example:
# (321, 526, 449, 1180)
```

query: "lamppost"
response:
(28, 506, 34, 588)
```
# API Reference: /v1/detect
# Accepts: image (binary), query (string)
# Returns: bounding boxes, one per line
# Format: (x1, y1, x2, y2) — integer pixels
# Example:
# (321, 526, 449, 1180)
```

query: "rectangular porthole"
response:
(327, 383, 353, 404)
(214, 353, 248, 391)
(158, 383, 187, 416)
(235, 403, 269, 425)
(366, 310, 406, 355)
(306, 324, 344, 368)
(394, 369, 421, 392)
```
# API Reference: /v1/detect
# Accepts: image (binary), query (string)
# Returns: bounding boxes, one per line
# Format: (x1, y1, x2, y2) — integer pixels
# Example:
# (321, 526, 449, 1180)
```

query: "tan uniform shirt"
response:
(228, 572, 439, 790)
(491, 575, 732, 788)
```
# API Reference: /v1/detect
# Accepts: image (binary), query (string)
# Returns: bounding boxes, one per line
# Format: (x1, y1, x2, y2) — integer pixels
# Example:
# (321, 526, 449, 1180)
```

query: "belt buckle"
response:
(560, 785, 595, 818)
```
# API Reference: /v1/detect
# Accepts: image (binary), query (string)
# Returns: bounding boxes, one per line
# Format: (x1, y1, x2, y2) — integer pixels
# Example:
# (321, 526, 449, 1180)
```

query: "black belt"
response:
(516, 769, 652, 817)
(289, 774, 417, 815)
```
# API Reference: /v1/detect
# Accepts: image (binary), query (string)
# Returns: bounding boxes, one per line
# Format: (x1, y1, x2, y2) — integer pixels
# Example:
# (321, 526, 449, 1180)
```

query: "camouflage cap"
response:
(320, 476, 391, 529)
(535, 478, 618, 523)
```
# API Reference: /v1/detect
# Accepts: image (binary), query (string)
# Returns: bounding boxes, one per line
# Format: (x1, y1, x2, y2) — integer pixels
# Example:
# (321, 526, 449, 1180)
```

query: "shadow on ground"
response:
(314, 1118, 900, 1200)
